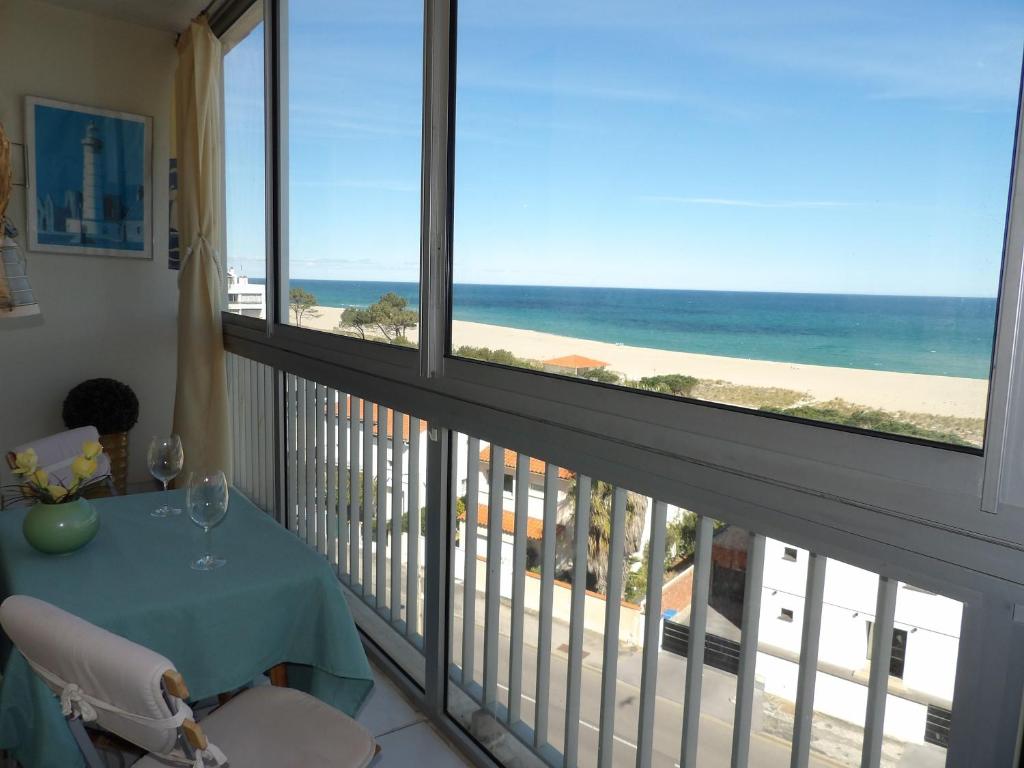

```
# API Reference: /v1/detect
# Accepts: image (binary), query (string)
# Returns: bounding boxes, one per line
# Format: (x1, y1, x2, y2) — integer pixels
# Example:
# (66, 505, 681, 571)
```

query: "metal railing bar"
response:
(483, 443, 504, 711)
(286, 373, 297, 533)
(680, 514, 714, 768)
(563, 474, 592, 768)
(861, 576, 898, 768)
(462, 436, 480, 688)
(408, 417, 422, 641)
(790, 552, 829, 768)
(304, 378, 316, 548)
(598, 487, 628, 768)
(338, 391, 348, 577)
(362, 399, 374, 594)
(392, 411, 405, 622)
(316, 383, 327, 554)
(377, 405, 389, 611)
(507, 453, 530, 725)
(534, 463, 559, 751)
(636, 499, 669, 767)
(349, 396, 361, 585)
(327, 388, 338, 564)
(731, 532, 766, 768)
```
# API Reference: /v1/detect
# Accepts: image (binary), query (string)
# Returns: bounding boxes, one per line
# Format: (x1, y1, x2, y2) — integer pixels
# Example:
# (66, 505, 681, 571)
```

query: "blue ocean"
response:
(278, 279, 997, 379)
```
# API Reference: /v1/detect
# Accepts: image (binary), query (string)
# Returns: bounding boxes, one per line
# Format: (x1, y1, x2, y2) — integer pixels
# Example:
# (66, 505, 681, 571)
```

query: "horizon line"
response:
(254, 276, 998, 302)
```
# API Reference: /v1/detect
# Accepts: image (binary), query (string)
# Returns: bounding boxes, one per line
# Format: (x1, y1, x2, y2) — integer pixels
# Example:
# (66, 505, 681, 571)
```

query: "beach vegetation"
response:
(763, 400, 973, 446)
(289, 287, 321, 327)
(692, 380, 808, 410)
(454, 345, 541, 370)
(580, 368, 622, 384)
(635, 374, 699, 397)
(339, 292, 418, 342)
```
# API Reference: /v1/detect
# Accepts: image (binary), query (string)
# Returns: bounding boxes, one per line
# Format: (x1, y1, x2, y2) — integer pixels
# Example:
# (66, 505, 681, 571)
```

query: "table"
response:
(0, 489, 374, 768)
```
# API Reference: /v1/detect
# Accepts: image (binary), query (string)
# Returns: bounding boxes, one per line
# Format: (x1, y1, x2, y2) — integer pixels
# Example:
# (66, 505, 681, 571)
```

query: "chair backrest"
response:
(0, 595, 198, 758)
(8, 426, 111, 488)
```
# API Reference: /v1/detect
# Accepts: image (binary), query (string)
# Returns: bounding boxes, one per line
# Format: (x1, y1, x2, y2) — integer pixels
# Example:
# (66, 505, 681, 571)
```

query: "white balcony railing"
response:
(226, 349, 967, 768)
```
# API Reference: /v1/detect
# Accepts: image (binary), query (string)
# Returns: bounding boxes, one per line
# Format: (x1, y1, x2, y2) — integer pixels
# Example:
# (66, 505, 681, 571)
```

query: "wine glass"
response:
(187, 470, 229, 571)
(148, 435, 184, 517)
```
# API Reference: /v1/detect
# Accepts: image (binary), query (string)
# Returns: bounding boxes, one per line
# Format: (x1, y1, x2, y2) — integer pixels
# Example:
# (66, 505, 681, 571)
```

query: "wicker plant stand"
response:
(98, 431, 129, 495)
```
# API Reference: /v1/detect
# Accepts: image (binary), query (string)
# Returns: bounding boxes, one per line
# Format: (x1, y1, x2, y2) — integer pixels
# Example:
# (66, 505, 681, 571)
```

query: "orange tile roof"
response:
(542, 354, 609, 369)
(336, 399, 428, 442)
(459, 504, 545, 540)
(478, 446, 574, 481)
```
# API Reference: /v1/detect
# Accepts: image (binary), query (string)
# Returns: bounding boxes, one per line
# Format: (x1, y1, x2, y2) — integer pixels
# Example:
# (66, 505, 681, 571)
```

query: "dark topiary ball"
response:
(63, 378, 140, 434)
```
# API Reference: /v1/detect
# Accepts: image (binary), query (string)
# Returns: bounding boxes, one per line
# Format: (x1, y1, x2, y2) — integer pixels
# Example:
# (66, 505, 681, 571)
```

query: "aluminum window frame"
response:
(221, 0, 1024, 566)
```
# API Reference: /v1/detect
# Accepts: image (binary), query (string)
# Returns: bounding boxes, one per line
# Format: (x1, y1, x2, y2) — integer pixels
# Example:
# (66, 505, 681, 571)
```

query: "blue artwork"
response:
(26, 97, 151, 258)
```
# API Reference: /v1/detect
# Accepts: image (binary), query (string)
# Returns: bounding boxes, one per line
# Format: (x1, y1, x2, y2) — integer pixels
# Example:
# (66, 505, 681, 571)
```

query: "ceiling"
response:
(41, 0, 211, 33)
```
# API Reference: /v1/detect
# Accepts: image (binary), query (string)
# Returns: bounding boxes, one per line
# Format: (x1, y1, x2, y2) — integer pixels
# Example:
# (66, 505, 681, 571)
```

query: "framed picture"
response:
(25, 97, 152, 259)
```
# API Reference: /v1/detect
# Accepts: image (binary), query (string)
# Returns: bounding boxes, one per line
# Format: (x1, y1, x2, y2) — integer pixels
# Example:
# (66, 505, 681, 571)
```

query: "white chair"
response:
(5, 426, 115, 502)
(0, 596, 379, 768)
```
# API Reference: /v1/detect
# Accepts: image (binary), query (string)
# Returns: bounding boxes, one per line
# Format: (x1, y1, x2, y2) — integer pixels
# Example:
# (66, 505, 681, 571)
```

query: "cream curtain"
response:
(172, 16, 232, 482)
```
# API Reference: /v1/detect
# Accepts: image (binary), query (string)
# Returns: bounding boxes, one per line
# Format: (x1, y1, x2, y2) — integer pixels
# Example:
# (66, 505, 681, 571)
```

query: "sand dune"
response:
(300, 306, 987, 419)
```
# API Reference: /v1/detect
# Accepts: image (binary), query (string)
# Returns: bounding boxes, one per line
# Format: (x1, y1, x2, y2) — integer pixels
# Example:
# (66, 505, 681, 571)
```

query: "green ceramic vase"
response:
(22, 497, 100, 555)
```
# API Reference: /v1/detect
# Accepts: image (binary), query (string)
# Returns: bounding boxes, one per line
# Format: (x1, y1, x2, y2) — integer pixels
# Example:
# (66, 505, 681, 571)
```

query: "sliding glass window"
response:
(223, 3, 267, 320)
(284, 0, 423, 343)
(450, 0, 1024, 449)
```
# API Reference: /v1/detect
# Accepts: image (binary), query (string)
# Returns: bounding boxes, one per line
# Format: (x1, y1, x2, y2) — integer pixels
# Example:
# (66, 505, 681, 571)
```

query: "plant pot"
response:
(23, 498, 100, 555)
(99, 431, 129, 495)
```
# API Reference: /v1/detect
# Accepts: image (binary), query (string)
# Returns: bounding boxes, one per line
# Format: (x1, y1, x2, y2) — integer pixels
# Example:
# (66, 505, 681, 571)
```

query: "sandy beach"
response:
(300, 306, 987, 419)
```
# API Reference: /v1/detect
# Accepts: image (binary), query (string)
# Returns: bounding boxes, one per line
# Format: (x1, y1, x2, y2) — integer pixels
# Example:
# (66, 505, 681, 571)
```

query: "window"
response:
(779, 608, 794, 622)
(284, 0, 423, 340)
(783, 547, 798, 562)
(503, 473, 513, 495)
(223, 3, 267, 319)
(450, 1, 1024, 448)
(866, 623, 909, 679)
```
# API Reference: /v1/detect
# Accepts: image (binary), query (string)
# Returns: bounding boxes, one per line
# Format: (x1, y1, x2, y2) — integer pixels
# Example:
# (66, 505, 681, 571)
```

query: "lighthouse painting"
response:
(26, 97, 151, 258)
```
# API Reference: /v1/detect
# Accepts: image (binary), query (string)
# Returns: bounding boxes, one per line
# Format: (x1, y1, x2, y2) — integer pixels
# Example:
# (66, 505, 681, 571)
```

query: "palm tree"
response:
(561, 476, 648, 595)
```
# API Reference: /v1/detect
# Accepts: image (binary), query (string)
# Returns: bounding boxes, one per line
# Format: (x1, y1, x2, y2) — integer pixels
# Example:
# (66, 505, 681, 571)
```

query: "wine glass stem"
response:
(162, 479, 168, 492)
(205, 526, 212, 561)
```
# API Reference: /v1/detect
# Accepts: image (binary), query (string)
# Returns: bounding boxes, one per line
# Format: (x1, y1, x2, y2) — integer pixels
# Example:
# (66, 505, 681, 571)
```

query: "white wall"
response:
(0, 0, 179, 487)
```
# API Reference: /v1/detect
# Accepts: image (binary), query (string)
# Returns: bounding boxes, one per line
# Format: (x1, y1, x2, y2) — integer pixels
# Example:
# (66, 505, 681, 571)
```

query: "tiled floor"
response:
(358, 660, 473, 767)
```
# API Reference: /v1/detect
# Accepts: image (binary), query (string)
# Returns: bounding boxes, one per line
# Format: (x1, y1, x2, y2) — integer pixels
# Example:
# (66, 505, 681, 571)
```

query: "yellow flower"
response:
(47, 485, 68, 503)
(30, 469, 49, 488)
(81, 441, 103, 460)
(70, 456, 98, 481)
(12, 449, 37, 476)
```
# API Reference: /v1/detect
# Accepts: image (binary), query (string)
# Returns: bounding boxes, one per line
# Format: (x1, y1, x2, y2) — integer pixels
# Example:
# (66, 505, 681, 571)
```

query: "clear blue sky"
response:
(225, 0, 1024, 297)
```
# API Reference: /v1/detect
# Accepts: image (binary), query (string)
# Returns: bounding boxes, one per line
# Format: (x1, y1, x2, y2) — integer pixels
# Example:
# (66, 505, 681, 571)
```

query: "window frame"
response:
(220, 0, 1024, 573)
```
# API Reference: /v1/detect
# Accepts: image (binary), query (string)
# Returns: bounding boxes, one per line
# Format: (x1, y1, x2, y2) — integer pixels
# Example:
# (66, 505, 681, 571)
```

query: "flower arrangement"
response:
(4, 442, 109, 505)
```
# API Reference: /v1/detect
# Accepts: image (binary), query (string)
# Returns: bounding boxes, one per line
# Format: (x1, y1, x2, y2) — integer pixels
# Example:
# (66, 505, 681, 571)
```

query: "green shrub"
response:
(636, 374, 699, 396)
(763, 403, 970, 446)
(580, 368, 621, 384)
(454, 346, 540, 369)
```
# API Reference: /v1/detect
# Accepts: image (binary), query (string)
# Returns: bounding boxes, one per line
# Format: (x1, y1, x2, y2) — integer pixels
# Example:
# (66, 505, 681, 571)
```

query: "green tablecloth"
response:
(0, 489, 373, 768)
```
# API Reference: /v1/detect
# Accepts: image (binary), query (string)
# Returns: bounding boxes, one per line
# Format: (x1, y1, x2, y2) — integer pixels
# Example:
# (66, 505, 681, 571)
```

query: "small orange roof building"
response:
(542, 354, 609, 375)
(336, 399, 428, 442)
(479, 446, 574, 481)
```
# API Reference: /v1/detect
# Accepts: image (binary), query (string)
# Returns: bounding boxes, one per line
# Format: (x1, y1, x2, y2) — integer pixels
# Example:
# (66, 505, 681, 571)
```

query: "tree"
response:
(339, 306, 373, 339)
(561, 476, 648, 595)
(289, 287, 321, 327)
(369, 292, 418, 341)
(336, 293, 418, 342)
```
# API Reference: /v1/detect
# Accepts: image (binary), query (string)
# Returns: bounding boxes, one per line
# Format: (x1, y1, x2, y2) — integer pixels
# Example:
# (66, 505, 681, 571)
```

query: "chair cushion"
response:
(134, 686, 377, 768)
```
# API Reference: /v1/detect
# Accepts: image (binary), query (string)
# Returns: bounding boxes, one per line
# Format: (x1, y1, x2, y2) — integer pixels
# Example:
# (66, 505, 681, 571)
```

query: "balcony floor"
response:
(360, 657, 472, 768)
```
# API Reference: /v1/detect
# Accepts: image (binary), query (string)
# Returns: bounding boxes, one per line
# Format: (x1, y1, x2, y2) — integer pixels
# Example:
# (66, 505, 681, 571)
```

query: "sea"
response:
(277, 279, 997, 379)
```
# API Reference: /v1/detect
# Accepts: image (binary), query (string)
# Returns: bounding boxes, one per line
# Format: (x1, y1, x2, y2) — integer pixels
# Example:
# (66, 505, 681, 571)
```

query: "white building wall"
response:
(0, 0, 178, 488)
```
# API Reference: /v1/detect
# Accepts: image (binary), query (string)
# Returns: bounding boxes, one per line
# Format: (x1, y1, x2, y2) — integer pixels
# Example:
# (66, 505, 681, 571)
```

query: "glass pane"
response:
(223, 4, 267, 319)
(285, 0, 422, 342)
(451, 0, 1024, 447)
